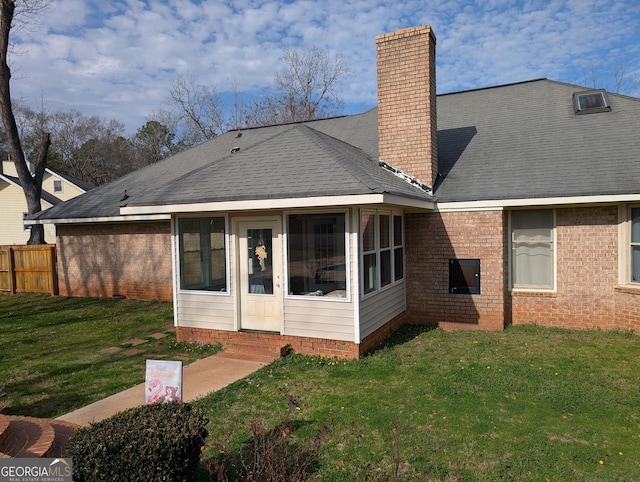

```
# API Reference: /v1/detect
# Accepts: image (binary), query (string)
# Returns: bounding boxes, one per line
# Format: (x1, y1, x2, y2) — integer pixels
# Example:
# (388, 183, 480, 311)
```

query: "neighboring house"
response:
(0, 159, 94, 245)
(29, 26, 640, 358)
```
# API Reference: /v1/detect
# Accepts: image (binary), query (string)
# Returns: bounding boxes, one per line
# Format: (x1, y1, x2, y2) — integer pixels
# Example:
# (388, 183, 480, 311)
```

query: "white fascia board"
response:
(436, 193, 640, 212)
(25, 214, 171, 225)
(120, 194, 435, 215)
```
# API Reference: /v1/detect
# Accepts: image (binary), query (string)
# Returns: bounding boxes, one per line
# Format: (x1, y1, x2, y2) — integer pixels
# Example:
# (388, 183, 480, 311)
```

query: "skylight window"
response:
(573, 90, 610, 115)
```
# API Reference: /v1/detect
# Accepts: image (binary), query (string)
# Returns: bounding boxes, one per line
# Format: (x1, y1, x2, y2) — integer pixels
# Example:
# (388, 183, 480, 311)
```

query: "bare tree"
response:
(0, 0, 51, 244)
(161, 72, 225, 146)
(244, 46, 352, 126)
(578, 59, 639, 96)
(46, 110, 130, 183)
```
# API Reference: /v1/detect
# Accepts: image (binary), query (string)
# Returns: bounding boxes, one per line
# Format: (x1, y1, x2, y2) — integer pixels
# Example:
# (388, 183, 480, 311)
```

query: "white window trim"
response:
(360, 208, 405, 299)
(283, 208, 351, 302)
(509, 208, 557, 292)
(53, 179, 63, 193)
(618, 204, 640, 287)
(174, 214, 230, 296)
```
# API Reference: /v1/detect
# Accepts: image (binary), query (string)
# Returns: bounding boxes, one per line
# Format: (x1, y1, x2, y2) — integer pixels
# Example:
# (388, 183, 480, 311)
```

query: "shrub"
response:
(66, 402, 208, 482)
(204, 417, 330, 482)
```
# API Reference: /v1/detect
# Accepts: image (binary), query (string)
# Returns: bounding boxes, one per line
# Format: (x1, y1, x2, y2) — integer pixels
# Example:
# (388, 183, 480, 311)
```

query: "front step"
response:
(0, 414, 79, 458)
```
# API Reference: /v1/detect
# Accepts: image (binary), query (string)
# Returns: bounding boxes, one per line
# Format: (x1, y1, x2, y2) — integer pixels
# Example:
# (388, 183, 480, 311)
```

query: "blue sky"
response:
(10, 0, 640, 134)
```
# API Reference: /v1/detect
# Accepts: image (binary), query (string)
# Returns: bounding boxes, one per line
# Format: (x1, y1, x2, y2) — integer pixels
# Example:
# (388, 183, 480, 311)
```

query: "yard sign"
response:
(145, 360, 183, 404)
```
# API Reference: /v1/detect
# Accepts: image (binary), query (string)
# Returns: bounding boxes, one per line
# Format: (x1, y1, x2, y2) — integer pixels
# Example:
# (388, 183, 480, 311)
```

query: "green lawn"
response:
(196, 325, 640, 481)
(2, 294, 639, 480)
(0, 293, 219, 418)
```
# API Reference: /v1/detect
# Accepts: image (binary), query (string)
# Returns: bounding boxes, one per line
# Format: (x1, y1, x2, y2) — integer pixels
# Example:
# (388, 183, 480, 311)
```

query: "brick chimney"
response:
(376, 26, 437, 189)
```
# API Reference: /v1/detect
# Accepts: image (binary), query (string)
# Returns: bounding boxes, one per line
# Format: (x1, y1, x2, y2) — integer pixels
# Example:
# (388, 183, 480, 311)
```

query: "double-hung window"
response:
(361, 211, 404, 296)
(178, 217, 227, 291)
(511, 209, 555, 290)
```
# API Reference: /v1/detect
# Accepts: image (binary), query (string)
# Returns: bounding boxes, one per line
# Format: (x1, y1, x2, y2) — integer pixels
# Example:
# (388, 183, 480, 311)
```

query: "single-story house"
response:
(0, 159, 93, 245)
(29, 26, 640, 358)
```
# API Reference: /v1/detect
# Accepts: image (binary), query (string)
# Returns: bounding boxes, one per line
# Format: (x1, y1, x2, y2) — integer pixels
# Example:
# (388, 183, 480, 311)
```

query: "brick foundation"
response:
(177, 313, 407, 360)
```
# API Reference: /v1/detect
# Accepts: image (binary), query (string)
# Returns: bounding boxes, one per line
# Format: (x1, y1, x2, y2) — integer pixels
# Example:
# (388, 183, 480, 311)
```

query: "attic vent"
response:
(379, 161, 432, 193)
(573, 89, 610, 115)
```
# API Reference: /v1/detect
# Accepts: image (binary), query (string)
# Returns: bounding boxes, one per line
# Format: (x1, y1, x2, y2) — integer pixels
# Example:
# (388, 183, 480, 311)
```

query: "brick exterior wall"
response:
(511, 206, 640, 332)
(56, 222, 173, 301)
(376, 25, 437, 187)
(404, 210, 508, 331)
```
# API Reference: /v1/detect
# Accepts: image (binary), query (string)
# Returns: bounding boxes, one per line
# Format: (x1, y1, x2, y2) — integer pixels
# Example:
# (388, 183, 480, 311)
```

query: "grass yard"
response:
(196, 325, 640, 481)
(0, 293, 219, 419)
(1, 294, 639, 480)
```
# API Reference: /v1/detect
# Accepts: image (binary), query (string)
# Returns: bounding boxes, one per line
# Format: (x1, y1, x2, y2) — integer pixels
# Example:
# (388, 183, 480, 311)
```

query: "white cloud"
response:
(6, 0, 640, 133)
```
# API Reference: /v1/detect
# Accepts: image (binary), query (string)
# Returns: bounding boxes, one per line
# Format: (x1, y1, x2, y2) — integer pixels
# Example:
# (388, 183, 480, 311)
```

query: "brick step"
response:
(220, 337, 287, 361)
(0, 415, 79, 458)
(49, 420, 80, 457)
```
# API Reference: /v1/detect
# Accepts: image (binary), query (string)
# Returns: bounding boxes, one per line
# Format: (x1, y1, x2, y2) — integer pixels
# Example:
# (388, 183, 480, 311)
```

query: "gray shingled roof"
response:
(31, 78, 640, 222)
(435, 79, 640, 202)
(125, 123, 426, 207)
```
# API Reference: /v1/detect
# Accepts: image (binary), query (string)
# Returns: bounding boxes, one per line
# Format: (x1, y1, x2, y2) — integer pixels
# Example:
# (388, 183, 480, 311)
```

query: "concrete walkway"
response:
(56, 352, 274, 427)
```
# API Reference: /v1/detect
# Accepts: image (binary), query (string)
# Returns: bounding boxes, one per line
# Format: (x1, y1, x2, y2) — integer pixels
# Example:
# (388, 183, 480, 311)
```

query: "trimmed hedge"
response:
(66, 402, 208, 482)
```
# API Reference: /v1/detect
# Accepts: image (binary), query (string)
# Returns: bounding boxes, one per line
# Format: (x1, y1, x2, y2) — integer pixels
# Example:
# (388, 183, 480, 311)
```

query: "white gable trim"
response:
(120, 194, 434, 215)
(44, 168, 89, 193)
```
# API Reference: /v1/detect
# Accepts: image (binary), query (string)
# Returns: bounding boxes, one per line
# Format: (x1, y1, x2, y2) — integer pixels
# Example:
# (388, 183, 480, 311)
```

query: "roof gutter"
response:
(437, 193, 640, 212)
(25, 214, 171, 225)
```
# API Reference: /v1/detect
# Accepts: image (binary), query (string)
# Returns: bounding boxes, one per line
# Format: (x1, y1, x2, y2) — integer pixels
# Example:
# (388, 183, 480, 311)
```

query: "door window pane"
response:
(247, 229, 273, 294)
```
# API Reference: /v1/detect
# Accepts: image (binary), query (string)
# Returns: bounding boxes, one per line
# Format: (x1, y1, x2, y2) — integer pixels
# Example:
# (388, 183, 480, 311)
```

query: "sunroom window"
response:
(178, 217, 227, 291)
(287, 213, 346, 298)
(361, 211, 404, 296)
(631, 207, 640, 283)
(511, 209, 555, 290)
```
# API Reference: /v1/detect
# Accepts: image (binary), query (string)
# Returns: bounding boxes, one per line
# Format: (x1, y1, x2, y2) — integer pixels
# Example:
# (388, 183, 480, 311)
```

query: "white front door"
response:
(238, 219, 283, 332)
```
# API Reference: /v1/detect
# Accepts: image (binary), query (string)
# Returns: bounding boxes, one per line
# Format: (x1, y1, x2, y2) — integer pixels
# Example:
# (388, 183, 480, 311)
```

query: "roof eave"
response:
(120, 194, 435, 215)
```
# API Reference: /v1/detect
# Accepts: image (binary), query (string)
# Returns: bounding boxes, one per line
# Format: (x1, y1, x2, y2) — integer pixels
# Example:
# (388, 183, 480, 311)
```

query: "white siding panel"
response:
(177, 292, 234, 330)
(360, 282, 406, 340)
(283, 297, 355, 341)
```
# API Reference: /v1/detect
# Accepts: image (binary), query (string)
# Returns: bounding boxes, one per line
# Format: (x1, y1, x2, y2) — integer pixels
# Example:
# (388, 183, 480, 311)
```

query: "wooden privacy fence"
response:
(0, 244, 58, 295)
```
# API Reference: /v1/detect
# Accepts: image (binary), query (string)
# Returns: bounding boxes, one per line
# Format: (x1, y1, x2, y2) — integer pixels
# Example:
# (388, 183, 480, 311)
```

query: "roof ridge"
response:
(297, 125, 388, 192)
(301, 124, 433, 197)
